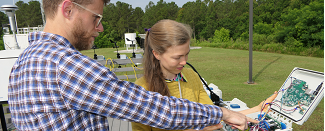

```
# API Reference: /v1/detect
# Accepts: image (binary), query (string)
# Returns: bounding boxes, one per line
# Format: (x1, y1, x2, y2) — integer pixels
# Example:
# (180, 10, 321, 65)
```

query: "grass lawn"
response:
(81, 47, 324, 131)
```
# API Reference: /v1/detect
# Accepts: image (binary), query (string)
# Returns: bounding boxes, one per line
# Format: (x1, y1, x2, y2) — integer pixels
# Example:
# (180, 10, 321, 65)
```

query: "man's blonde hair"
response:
(43, 0, 110, 20)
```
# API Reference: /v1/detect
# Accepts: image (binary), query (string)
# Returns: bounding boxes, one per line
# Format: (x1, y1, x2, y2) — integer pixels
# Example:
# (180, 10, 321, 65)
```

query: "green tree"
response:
(15, 1, 42, 28)
(213, 0, 238, 40)
(116, 2, 133, 34)
(254, 22, 273, 35)
(277, 0, 324, 48)
(103, 2, 133, 39)
(232, 12, 249, 40)
(117, 17, 127, 38)
(180, 0, 206, 39)
(0, 11, 8, 50)
(142, 1, 156, 29)
(255, 0, 291, 25)
(94, 22, 119, 48)
(130, 7, 144, 33)
(198, 0, 215, 40)
(165, 2, 179, 20)
(0, 11, 8, 32)
(103, 3, 118, 28)
(142, 0, 179, 30)
(294, 0, 324, 48)
(213, 27, 230, 43)
(289, 0, 313, 9)
(230, 0, 249, 40)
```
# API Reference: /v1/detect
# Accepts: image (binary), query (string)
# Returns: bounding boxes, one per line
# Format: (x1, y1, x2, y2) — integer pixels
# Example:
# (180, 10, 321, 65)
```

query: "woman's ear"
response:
(152, 50, 160, 60)
(61, 0, 73, 19)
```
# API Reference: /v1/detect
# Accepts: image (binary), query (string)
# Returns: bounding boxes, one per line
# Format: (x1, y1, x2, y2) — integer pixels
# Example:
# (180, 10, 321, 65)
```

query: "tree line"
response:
(0, 0, 323, 50)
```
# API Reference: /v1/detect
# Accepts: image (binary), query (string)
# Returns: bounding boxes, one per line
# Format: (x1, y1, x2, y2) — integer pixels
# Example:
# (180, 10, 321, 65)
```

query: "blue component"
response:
(206, 87, 213, 90)
(258, 113, 266, 120)
(230, 104, 240, 108)
(280, 122, 286, 129)
(259, 120, 270, 130)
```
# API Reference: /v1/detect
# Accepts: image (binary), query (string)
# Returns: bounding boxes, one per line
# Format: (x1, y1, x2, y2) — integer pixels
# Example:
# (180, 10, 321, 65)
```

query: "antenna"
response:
(1, 5, 20, 49)
(126, 38, 136, 58)
(110, 40, 120, 59)
(91, 45, 98, 59)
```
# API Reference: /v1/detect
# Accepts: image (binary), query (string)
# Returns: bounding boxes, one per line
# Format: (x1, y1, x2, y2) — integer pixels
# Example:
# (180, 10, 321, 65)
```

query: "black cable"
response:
(313, 81, 323, 95)
(186, 62, 221, 106)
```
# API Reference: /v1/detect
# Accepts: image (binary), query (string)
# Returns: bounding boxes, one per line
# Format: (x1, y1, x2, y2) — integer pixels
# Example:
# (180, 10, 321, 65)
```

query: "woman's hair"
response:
(143, 19, 192, 96)
(43, 0, 110, 20)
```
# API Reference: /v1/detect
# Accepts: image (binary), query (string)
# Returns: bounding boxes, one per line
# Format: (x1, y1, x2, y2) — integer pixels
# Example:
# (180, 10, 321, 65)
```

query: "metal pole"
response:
(0, 104, 8, 131)
(39, 0, 46, 26)
(248, 0, 254, 84)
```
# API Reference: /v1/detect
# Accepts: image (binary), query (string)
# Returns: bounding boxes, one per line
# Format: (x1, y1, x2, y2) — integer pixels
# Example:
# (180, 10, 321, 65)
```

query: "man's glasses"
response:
(72, 2, 103, 27)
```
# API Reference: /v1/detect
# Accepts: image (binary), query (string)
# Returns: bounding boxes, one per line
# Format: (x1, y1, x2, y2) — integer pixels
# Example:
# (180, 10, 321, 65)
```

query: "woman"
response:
(132, 19, 276, 131)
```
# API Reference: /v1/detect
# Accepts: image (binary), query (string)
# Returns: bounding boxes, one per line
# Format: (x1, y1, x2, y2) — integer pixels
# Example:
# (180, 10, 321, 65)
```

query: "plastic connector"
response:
(230, 104, 240, 108)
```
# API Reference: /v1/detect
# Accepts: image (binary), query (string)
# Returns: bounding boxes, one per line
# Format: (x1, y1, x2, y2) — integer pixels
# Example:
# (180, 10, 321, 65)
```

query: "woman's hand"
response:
(239, 91, 278, 115)
(257, 91, 278, 112)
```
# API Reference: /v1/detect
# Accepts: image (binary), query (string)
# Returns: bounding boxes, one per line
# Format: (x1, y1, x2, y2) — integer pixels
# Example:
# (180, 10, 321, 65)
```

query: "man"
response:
(8, 0, 251, 130)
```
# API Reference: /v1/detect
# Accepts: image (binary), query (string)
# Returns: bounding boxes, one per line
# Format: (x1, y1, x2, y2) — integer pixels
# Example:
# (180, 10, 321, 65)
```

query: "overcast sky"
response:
(0, 0, 191, 12)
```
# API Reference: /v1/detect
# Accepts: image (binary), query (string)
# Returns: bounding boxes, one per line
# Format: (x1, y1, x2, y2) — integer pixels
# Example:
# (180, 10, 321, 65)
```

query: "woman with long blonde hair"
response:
(132, 19, 277, 131)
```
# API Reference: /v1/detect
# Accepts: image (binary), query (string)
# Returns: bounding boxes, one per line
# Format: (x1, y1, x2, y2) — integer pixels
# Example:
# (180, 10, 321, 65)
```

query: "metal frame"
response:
(0, 101, 8, 131)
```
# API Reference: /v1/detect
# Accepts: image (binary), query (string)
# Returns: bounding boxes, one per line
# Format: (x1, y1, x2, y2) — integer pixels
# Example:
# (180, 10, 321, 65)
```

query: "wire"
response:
(258, 103, 272, 121)
(128, 57, 143, 70)
(186, 62, 221, 106)
(124, 65, 129, 81)
(131, 64, 137, 79)
(129, 57, 142, 80)
(254, 77, 295, 129)
(272, 77, 308, 116)
(105, 58, 115, 71)
(277, 77, 294, 120)
(298, 101, 304, 112)
(271, 102, 297, 112)
(125, 74, 129, 81)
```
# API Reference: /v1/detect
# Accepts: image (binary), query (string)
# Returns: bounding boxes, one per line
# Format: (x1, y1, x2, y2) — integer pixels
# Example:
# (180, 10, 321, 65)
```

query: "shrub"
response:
(0, 41, 4, 50)
(116, 40, 125, 48)
(192, 36, 323, 58)
(254, 22, 273, 35)
(284, 37, 304, 48)
(253, 34, 268, 45)
(213, 28, 230, 43)
(240, 31, 249, 41)
(0, 34, 4, 50)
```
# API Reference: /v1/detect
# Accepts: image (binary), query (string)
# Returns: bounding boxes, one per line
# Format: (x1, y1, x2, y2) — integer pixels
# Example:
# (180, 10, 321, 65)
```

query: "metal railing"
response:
(16, 25, 44, 34)
(3, 25, 44, 35)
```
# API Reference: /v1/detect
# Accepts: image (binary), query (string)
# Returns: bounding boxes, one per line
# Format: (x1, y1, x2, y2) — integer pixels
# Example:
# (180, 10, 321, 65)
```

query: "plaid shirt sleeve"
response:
(57, 52, 223, 130)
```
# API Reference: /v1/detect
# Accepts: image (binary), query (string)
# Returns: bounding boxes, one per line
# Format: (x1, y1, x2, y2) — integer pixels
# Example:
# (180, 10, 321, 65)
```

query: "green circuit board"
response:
(282, 79, 313, 107)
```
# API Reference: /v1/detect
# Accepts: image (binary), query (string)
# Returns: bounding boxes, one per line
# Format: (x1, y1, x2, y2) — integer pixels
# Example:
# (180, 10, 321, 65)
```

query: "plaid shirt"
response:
(8, 32, 223, 131)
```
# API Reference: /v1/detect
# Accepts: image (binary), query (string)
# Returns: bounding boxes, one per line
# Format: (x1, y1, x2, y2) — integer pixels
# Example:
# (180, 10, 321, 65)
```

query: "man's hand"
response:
(220, 107, 249, 130)
(217, 91, 278, 130)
